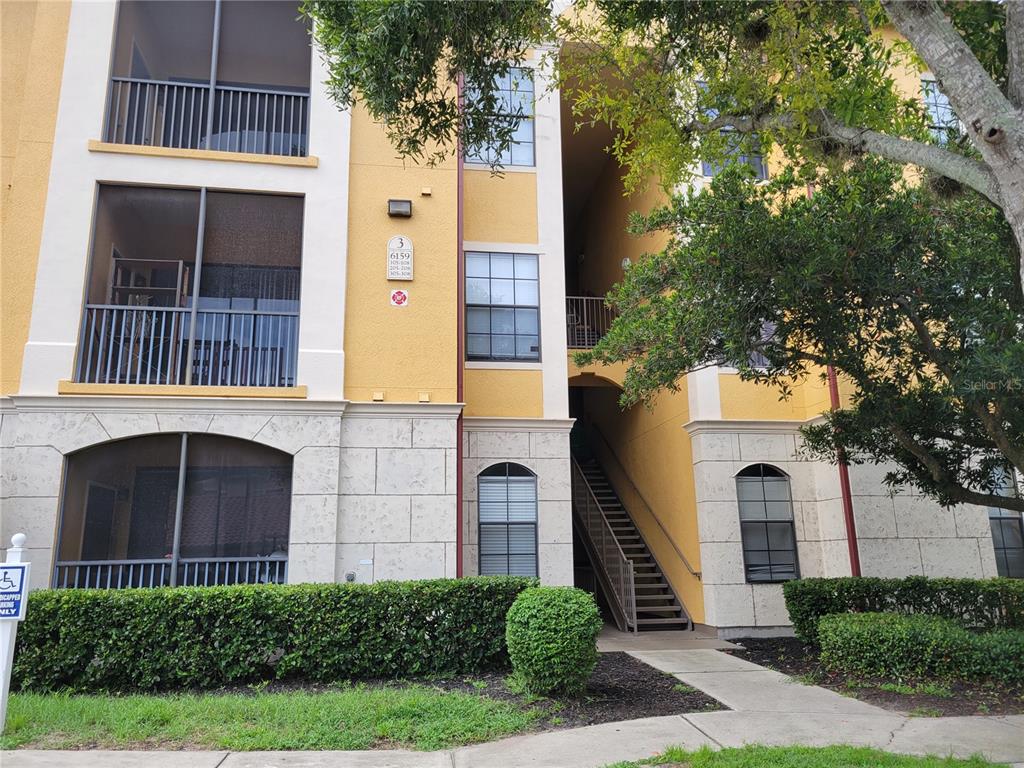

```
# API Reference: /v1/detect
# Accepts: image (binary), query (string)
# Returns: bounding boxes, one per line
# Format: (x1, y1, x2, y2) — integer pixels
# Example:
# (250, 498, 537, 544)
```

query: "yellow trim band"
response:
(87, 140, 319, 168)
(57, 381, 308, 399)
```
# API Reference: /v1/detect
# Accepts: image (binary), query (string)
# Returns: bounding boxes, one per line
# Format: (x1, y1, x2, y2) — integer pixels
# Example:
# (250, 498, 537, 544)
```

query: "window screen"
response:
(921, 79, 960, 145)
(465, 67, 535, 167)
(478, 463, 538, 577)
(466, 252, 540, 361)
(736, 464, 799, 583)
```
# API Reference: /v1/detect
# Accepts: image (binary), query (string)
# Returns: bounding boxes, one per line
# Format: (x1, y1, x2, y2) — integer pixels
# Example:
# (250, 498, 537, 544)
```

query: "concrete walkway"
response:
(6, 649, 1023, 767)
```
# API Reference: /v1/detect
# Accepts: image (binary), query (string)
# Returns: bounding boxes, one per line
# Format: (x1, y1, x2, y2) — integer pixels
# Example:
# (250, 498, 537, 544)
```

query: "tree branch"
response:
(1008, 0, 1024, 109)
(891, 425, 1024, 512)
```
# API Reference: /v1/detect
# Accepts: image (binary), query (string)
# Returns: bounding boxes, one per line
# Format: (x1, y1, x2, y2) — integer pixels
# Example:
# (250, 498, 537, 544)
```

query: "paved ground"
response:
(597, 626, 738, 652)
(7, 648, 1023, 767)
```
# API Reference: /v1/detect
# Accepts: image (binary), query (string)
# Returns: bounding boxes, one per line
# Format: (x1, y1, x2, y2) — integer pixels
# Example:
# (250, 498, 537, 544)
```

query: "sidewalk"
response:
(6, 649, 1023, 768)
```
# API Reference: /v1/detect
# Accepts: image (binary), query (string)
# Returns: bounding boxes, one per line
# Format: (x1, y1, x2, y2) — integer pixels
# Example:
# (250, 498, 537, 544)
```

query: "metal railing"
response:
(105, 77, 309, 157)
(589, 423, 702, 579)
(566, 296, 615, 349)
(75, 305, 299, 387)
(53, 556, 288, 590)
(571, 458, 638, 632)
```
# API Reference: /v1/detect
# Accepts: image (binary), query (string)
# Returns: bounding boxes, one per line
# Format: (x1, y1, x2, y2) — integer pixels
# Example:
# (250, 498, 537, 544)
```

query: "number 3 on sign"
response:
(390, 289, 409, 307)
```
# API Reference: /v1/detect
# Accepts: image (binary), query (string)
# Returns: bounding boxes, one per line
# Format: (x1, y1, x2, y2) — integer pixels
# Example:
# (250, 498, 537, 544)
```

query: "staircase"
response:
(572, 455, 691, 631)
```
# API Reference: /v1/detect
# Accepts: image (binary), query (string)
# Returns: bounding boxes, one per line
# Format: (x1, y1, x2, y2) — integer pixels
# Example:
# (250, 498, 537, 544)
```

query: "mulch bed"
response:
(458, 651, 726, 729)
(727, 638, 1024, 717)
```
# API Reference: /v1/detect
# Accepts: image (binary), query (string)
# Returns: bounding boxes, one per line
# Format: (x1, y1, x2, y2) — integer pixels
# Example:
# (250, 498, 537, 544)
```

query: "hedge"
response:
(505, 587, 603, 695)
(819, 612, 1024, 686)
(13, 577, 535, 693)
(782, 576, 1024, 642)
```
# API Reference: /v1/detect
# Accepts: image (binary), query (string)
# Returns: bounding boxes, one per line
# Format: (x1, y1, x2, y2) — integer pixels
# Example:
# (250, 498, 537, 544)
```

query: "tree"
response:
(303, 1, 1024, 508)
(305, 0, 1024, 293)
(578, 159, 1024, 511)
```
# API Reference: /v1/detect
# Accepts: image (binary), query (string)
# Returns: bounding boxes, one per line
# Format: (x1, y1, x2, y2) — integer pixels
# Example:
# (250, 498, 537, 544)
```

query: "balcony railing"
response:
(566, 296, 615, 349)
(53, 556, 288, 590)
(105, 77, 309, 157)
(75, 305, 299, 387)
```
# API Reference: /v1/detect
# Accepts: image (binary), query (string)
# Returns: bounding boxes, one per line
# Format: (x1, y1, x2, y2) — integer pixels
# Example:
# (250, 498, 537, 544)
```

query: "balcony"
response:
(54, 556, 287, 589)
(566, 296, 615, 349)
(104, 0, 310, 158)
(73, 185, 303, 389)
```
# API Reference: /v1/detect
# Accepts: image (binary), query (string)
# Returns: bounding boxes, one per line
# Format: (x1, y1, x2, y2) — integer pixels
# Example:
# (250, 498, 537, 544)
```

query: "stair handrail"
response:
(571, 458, 638, 632)
(588, 423, 702, 579)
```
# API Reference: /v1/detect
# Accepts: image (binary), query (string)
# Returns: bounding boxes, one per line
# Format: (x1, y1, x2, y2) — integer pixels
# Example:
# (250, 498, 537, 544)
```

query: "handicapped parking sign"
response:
(0, 564, 29, 621)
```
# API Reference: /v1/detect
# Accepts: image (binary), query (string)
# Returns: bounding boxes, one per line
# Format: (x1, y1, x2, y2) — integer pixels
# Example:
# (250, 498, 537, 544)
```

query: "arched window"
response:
(56, 433, 291, 589)
(736, 464, 799, 583)
(478, 463, 538, 577)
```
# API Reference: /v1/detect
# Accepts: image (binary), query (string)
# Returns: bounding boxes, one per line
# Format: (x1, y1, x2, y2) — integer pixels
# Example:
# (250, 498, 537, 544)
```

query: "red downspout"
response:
(455, 74, 466, 577)
(807, 183, 860, 576)
(827, 366, 862, 576)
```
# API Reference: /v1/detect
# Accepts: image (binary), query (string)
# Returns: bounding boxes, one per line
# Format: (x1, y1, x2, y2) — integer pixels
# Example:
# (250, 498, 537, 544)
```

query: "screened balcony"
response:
(104, 1, 311, 157)
(74, 185, 302, 388)
(54, 434, 291, 589)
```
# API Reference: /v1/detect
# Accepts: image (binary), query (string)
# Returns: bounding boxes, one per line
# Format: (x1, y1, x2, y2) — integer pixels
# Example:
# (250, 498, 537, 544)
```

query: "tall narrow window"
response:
(478, 463, 538, 577)
(465, 67, 535, 167)
(466, 252, 540, 361)
(989, 468, 1023, 578)
(736, 464, 799, 583)
(921, 78, 960, 145)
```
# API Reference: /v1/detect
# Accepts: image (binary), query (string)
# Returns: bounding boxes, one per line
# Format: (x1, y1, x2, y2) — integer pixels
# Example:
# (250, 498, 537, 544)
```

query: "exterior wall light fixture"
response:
(388, 199, 412, 217)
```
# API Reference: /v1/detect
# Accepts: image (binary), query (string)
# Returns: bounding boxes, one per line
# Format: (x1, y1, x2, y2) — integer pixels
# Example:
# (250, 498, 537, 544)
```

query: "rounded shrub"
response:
(505, 586, 603, 695)
(819, 612, 972, 679)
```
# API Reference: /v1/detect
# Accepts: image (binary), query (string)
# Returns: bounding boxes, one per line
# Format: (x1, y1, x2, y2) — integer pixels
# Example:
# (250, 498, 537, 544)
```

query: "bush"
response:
(783, 576, 1024, 642)
(13, 577, 535, 693)
(819, 612, 1024, 685)
(505, 587, 603, 695)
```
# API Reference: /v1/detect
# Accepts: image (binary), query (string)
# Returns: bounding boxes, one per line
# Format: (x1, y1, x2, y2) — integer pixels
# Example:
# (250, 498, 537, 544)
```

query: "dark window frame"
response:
(465, 251, 541, 362)
(477, 462, 538, 577)
(464, 66, 536, 168)
(989, 469, 1023, 579)
(736, 463, 800, 584)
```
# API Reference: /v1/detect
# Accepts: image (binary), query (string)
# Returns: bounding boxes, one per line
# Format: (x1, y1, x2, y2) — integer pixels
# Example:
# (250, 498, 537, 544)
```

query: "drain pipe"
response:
(827, 366, 861, 577)
(455, 73, 466, 577)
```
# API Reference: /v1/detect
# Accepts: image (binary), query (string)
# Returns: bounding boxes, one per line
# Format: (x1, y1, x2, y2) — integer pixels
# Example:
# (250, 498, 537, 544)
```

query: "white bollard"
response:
(0, 533, 30, 735)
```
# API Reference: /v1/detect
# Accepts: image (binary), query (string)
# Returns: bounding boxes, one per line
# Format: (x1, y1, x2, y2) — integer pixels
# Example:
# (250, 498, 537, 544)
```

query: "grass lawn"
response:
(1, 685, 542, 751)
(603, 746, 1003, 768)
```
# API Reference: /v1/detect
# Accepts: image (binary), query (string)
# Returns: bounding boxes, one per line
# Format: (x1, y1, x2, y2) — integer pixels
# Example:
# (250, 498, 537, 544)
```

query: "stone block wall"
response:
(688, 422, 998, 636)
(461, 418, 574, 585)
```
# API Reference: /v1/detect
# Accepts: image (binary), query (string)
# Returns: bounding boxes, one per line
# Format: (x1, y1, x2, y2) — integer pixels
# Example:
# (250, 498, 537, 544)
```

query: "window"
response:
(702, 130, 768, 180)
(55, 434, 291, 588)
(736, 464, 799, 583)
(989, 468, 1023, 578)
(921, 78, 960, 145)
(466, 252, 540, 361)
(478, 463, 538, 577)
(465, 67, 535, 167)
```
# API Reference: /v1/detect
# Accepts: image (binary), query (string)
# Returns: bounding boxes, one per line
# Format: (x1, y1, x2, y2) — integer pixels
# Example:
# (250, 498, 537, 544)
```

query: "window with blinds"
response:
(736, 464, 799, 583)
(478, 463, 538, 577)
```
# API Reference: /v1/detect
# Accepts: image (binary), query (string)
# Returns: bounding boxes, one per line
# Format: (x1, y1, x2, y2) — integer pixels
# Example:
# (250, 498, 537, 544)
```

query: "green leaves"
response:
(13, 577, 537, 693)
(505, 587, 603, 695)
(303, 0, 552, 168)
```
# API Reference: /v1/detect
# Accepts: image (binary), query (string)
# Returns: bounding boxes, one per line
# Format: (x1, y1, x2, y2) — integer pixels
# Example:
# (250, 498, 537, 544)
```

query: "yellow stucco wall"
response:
(463, 368, 543, 417)
(344, 105, 459, 403)
(463, 169, 538, 245)
(1, 0, 71, 394)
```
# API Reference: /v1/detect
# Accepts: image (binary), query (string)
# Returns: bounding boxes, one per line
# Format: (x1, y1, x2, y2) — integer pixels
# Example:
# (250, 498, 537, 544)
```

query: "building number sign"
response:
(387, 235, 414, 281)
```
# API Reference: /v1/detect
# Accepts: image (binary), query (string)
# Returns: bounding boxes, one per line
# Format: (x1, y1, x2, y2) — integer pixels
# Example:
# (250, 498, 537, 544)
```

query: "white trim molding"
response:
(463, 417, 574, 432)
(344, 402, 465, 419)
(684, 418, 810, 436)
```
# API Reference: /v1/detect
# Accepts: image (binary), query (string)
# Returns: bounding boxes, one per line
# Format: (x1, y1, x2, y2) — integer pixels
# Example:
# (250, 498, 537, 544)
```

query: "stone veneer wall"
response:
(0, 397, 462, 589)
(688, 423, 998, 636)
(461, 418, 575, 585)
